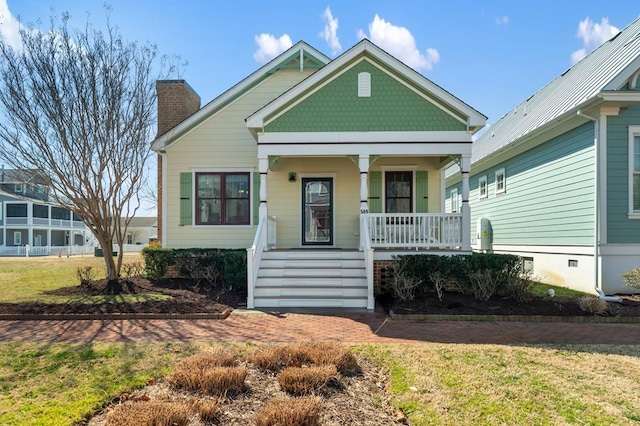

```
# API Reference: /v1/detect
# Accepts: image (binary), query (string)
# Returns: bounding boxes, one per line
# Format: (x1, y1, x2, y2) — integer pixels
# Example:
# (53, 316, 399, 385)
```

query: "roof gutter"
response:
(577, 109, 621, 303)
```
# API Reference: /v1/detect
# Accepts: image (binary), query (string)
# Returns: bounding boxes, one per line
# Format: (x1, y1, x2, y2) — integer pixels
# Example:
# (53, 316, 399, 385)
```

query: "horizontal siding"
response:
(164, 69, 317, 249)
(607, 104, 640, 243)
(467, 123, 595, 245)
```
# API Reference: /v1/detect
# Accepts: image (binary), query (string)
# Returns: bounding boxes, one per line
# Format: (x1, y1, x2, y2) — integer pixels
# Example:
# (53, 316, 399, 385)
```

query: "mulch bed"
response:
(0, 277, 244, 315)
(385, 291, 640, 317)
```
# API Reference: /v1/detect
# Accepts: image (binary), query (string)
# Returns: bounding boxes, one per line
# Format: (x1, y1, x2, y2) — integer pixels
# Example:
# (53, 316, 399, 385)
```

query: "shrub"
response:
(467, 269, 499, 301)
(382, 258, 422, 302)
(248, 345, 312, 372)
(621, 267, 640, 290)
(223, 249, 247, 292)
(167, 349, 246, 395)
(188, 397, 220, 422)
(254, 396, 322, 426)
(121, 260, 145, 279)
(278, 365, 338, 395)
(305, 343, 360, 375)
(142, 247, 175, 279)
(503, 273, 535, 303)
(579, 296, 609, 315)
(105, 401, 190, 426)
(76, 265, 98, 286)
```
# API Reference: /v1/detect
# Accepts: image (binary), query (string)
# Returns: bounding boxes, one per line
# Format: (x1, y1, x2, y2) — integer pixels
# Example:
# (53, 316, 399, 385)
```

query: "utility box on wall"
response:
(477, 217, 492, 251)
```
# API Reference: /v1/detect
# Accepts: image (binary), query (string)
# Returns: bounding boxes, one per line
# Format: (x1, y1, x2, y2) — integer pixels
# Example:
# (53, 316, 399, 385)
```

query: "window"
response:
(385, 171, 412, 213)
(630, 127, 640, 216)
(478, 175, 488, 199)
(196, 172, 250, 225)
(495, 168, 506, 194)
(13, 231, 21, 245)
(14, 183, 23, 193)
(126, 234, 133, 245)
(6, 203, 27, 217)
(450, 188, 459, 212)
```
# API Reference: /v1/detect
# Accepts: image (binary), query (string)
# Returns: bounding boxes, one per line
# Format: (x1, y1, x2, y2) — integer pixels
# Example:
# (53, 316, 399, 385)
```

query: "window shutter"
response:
(369, 171, 382, 213)
(416, 171, 428, 213)
(253, 172, 261, 225)
(179, 172, 192, 226)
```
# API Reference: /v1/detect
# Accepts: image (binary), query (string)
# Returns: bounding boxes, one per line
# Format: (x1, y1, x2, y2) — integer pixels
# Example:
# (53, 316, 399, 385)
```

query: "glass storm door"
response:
(302, 178, 333, 245)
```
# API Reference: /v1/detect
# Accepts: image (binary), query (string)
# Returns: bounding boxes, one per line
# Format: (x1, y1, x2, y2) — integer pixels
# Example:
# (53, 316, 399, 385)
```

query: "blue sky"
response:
(2, 1, 639, 213)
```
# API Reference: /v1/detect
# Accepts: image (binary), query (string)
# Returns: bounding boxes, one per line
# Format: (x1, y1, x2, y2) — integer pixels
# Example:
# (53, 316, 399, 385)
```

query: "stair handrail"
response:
(247, 214, 270, 309)
(360, 214, 374, 310)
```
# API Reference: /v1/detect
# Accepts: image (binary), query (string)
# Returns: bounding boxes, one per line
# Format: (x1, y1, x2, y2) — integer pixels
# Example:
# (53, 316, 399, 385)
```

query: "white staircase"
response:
(253, 250, 369, 308)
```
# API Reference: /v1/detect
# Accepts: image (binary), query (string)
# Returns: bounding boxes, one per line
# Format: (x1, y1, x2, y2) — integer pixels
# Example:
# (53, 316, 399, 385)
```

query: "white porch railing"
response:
(5, 216, 85, 229)
(359, 215, 375, 310)
(246, 215, 276, 309)
(366, 213, 462, 249)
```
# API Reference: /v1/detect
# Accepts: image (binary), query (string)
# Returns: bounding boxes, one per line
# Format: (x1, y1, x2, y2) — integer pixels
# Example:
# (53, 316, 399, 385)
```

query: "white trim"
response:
(0, 201, 2, 220)
(450, 188, 459, 213)
(298, 173, 337, 248)
(494, 168, 506, 194)
(246, 40, 486, 130)
(161, 154, 168, 247)
(13, 231, 21, 245)
(629, 126, 640, 216)
(258, 130, 472, 144)
(478, 175, 488, 199)
(258, 142, 472, 158)
(490, 243, 594, 256)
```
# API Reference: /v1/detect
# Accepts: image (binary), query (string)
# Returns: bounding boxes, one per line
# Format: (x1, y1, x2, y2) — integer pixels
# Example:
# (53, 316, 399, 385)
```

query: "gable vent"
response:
(358, 72, 371, 97)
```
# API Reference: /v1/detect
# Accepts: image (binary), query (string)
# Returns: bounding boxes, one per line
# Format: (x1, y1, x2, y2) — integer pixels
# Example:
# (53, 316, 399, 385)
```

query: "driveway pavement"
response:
(1, 310, 640, 345)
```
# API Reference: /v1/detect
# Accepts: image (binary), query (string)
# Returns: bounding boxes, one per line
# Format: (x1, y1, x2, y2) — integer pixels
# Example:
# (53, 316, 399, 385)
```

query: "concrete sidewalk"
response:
(1, 310, 640, 345)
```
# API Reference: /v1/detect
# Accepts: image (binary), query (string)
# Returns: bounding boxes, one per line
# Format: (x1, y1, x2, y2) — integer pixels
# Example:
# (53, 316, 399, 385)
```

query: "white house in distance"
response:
(152, 39, 486, 309)
(0, 167, 91, 256)
(446, 17, 640, 296)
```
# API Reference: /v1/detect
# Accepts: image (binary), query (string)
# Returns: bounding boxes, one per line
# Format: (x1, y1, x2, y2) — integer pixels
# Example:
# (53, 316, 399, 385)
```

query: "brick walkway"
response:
(1, 310, 640, 345)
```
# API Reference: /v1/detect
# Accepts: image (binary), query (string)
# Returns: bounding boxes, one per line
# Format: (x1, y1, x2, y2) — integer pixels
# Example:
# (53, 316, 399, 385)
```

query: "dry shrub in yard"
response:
(105, 400, 190, 426)
(254, 396, 323, 426)
(305, 342, 360, 374)
(188, 397, 221, 422)
(248, 344, 312, 372)
(579, 296, 609, 315)
(278, 365, 338, 395)
(167, 348, 246, 395)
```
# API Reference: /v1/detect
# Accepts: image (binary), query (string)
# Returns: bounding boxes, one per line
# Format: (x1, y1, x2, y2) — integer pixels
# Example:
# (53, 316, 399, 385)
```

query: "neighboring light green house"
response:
(446, 17, 640, 296)
(152, 39, 486, 309)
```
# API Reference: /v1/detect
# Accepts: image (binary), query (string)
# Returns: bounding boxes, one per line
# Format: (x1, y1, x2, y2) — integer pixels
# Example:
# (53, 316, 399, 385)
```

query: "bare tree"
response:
(0, 11, 161, 283)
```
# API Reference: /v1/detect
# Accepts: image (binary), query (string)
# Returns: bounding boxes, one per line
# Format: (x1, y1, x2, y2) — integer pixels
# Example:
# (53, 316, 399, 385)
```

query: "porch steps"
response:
(253, 250, 368, 308)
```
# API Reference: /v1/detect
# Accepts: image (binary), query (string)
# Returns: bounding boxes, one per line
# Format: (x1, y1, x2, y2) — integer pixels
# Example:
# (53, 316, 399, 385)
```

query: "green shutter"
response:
(416, 171, 429, 213)
(253, 172, 261, 225)
(179, 172, 192, 226)
(369, 171, 382, 213)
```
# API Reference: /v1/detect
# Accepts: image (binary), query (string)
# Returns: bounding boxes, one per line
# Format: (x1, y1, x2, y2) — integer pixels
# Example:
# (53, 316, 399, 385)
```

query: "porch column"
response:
(460, 154, 472, 251)
(258, 157, 268, 219)
(358, 155, 369, 213)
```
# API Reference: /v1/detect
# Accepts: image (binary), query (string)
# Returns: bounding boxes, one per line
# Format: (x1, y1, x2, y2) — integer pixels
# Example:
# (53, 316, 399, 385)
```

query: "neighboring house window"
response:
(478, 175, 488, 199)
(13, 231, 21, 245)
(126, 234, 133, 244)
(495, 168, 506, 194)
(385, 171, 412, 213)
(14, 183, 23, 193)
(196, 172, 250, 225)
(630, 128, 640, 216)
(450, 188, 459, 213)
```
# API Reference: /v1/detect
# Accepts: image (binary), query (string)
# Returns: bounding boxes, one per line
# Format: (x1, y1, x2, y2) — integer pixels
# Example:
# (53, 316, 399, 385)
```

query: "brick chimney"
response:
(155, 80, 201, 245)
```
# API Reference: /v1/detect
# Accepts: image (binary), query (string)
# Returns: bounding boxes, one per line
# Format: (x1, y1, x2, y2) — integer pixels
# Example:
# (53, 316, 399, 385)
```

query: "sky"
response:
(1, 1, 639, 214)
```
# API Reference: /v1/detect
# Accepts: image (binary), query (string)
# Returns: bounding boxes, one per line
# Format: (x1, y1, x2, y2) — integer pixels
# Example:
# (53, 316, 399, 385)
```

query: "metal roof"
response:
(471, 16, 640, 166)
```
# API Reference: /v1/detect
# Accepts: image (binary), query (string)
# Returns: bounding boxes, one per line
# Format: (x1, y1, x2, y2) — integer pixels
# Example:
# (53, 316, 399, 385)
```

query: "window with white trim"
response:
(13, 231, 21, 245)
(495, 168, 506, 194)
(385, 171, 412, 213)
(478, 175, 488, 199)
(450, 188, 459, 213)
(630, 127, 640, 216)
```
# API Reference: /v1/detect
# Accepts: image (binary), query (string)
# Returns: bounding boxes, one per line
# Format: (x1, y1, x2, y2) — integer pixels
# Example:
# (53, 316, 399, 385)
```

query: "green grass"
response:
(2, 342, 640, 425)
(0, 342, 201, 425)
(531, 282, 589, 298)
(0, 255, 169, 304)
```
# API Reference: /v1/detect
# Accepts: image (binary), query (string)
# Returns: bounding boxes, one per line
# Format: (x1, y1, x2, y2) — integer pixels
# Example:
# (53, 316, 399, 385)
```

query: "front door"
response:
(302, 178, 333, 245)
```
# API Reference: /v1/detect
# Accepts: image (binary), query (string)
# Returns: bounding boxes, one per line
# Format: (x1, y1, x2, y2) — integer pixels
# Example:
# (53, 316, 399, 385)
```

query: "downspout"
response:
(577, 110, 621, 302)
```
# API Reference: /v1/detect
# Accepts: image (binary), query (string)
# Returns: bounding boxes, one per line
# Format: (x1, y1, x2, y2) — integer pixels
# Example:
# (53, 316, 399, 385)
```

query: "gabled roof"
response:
(125, 217, 157, 228)
(473, 16, 640, 165)
(151, 42, 330, 151)
(246, 39, 486, 133)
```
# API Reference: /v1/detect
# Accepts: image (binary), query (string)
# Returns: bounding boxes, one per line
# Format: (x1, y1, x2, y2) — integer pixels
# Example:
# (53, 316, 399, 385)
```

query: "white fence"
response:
(0, 244, 147, 257)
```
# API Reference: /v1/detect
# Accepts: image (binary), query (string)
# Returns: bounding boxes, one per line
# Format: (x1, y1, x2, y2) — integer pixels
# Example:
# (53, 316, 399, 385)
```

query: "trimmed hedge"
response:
(142, 247, 247, 293)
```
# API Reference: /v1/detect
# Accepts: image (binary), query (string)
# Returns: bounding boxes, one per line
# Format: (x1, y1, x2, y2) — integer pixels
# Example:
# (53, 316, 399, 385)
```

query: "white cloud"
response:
(0, 0, 23, 50)
(494, 16, 509, 25)
(319, 6, 341, 56)
(357, 14, 439, 71)
(571, 17, 619, 64)
(253, 33, 293, 63)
